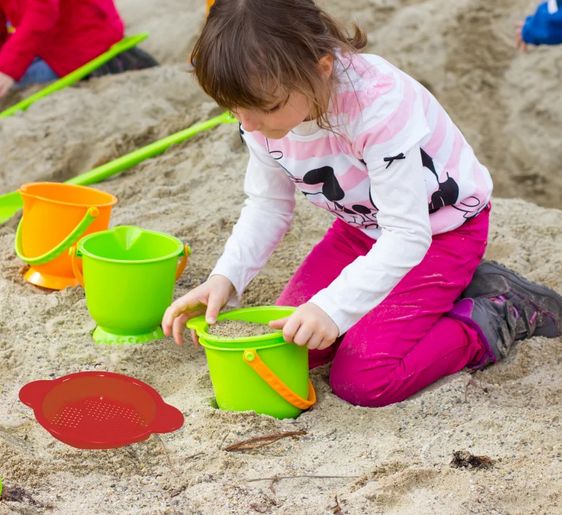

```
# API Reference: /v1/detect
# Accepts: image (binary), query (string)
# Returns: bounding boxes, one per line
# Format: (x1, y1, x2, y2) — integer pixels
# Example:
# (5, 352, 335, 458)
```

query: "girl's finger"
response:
(205, 292, 225, 324)
(172, 313, 189, 345)
(306, 332, 324, 350)
(293, 324, 313, 347)
(317, 337, 333, 351)
(281, 316, 301, 343)
(190, 329, 200, 347)
(162, 300, 189, 333)
(162, 305, 178, 336)
(269, 317, 288, 329)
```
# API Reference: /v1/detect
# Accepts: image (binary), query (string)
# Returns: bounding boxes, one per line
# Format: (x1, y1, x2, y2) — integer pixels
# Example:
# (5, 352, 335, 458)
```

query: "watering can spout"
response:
(112, 226, 145, 251)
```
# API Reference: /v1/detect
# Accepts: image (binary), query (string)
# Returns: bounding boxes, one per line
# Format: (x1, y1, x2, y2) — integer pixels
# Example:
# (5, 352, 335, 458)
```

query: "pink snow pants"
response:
(276, 207, 491, 407)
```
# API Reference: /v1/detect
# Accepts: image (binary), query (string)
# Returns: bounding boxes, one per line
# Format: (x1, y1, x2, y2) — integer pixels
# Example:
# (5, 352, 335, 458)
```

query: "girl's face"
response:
(232, 90, 312, 139)
(232, 54, 334, 139)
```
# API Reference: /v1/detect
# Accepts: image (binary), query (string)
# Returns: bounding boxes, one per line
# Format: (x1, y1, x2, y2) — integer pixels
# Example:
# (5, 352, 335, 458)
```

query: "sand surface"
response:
(0, 1, 561, 513)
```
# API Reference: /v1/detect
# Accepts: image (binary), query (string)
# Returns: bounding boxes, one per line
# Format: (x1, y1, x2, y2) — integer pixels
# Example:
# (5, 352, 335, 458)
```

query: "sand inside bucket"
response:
(207, 319, 281, 339)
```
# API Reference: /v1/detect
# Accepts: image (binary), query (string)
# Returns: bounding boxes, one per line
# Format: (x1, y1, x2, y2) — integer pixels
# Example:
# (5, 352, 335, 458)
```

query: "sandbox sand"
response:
(0, 0, 560, 513)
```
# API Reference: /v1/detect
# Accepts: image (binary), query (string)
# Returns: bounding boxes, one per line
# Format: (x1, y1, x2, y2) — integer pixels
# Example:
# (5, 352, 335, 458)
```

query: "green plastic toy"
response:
(0, 33, 148, 119)
(188, 306, 317, 419)
(71, 225, 190, 344)
(0, 111, 237, 225)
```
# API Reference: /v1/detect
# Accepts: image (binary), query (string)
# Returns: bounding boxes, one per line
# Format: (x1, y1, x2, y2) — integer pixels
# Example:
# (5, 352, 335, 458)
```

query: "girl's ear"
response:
(317, 54, 334, 79)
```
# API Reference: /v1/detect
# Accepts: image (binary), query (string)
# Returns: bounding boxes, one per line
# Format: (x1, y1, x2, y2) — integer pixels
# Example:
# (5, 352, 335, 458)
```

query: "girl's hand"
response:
(269, 303, 339, 350)
(0, 72, 15, 98)
(516, 21, 528, 51)
(162, 274, 234, 346)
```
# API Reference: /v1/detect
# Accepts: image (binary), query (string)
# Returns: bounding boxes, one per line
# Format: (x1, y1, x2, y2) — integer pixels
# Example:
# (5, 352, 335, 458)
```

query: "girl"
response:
(0, 0, 157, 97)
(163, 0, 562, 407)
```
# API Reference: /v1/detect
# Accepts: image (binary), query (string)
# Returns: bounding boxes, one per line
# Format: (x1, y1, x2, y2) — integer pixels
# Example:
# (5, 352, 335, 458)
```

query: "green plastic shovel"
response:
(0, 111, 237, 225)
(0, 33, 149, 119)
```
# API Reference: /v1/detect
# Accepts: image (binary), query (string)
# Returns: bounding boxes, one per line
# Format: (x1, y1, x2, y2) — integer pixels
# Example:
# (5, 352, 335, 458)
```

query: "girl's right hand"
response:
(162, 274, 234, 346)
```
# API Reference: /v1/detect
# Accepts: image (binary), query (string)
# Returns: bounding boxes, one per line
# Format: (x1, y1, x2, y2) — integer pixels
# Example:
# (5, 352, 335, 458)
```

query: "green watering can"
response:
(71, 225, 190, 344)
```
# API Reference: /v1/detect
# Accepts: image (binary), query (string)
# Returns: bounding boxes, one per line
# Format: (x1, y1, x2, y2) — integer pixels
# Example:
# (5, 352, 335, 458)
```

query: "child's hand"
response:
(0, 72, 15, 98)
(162, 274, 234, 346)
(269, 303, 339, 350)
(516, 21, 528, 51)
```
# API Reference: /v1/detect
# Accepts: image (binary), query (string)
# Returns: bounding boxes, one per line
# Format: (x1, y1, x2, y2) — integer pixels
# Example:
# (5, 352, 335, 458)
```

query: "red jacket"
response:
(0, 0, 124, 80)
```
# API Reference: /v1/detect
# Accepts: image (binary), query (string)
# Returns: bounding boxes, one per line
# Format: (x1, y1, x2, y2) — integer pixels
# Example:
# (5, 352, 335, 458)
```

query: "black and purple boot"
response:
(450, 260, 562, 364)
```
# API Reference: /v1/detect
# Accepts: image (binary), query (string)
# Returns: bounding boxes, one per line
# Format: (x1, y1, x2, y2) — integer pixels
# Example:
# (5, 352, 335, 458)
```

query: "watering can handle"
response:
(242, 349, 316, 410)
(69, 246, 84, 287)
(15, 206, 99, 266)
(175, 244, 191, 280)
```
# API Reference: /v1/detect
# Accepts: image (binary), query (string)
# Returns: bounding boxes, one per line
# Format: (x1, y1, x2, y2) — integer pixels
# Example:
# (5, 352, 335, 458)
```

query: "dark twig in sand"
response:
(225, 430, 307, 452)
(331, 494, 344, 514)
(247, 474, 359, 483)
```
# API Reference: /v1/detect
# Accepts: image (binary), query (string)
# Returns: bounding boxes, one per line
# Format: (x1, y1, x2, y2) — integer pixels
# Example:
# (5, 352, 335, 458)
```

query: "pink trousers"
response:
(276, 207, 491, 407)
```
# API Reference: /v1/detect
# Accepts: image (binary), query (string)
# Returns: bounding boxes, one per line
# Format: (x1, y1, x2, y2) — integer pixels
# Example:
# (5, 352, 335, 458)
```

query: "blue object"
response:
(17, 58, 59, 87)
(522, 0, 562, 45)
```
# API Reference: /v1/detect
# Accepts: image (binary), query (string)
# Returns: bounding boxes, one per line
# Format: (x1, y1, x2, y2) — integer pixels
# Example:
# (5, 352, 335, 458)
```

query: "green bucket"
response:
(71, 225, 190, 344)
(187, 306, 316, 419)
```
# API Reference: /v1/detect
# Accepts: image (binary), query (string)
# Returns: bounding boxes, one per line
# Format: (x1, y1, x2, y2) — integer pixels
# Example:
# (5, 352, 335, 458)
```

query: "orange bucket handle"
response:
(15, 206, 99, 266)
(242, 348, 316, 410)
(69, 245, 84, 287)
(175, 244, 191, 280)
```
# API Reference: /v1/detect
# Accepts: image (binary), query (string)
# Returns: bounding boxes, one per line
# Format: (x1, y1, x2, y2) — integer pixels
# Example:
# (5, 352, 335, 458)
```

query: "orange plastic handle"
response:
(206, 0, 215, 14)
(175, 244, 190, 280)
(69, 245, 84, 287)
(243, 349, 316, 410)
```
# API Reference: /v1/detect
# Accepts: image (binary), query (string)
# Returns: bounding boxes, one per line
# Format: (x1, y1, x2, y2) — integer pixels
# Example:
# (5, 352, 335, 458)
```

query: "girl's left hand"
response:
(269, 303, 339, 350)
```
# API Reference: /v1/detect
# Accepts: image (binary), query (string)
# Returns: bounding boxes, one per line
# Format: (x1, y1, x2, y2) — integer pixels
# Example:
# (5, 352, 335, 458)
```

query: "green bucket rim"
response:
(77, 225, 184, 265)
(187, 306, 296, 351)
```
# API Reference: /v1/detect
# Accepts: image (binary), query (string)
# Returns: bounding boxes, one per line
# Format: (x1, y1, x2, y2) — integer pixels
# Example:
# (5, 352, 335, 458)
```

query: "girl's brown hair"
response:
(191, 0, 366, 126)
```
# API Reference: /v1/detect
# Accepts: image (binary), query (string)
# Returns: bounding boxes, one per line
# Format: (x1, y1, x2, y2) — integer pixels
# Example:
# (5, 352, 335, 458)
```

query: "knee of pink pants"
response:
(329, 357, 403, 407)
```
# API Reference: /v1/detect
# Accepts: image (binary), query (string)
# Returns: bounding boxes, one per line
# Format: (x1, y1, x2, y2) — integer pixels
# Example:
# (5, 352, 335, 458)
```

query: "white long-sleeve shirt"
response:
(211, 52, 493, 334)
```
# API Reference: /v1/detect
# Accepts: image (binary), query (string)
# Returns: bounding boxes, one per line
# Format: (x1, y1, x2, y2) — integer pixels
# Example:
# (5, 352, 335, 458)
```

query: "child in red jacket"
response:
(0, 0, 157, 97)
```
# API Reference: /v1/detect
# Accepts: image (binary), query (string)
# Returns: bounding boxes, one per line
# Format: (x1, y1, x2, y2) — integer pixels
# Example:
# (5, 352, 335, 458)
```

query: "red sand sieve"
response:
(19, 371, 184, 449)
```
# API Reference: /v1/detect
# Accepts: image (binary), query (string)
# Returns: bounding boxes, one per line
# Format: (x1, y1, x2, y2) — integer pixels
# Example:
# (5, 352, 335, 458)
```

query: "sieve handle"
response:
(151, 402, 185, 434)
(242, 349, 316, 410)
(15, 206, 99, 266)
(19, 380, 51, 408)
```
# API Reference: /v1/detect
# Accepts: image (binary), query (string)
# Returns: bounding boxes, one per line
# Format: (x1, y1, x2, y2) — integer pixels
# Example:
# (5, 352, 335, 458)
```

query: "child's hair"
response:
(191, 0, 366, 127)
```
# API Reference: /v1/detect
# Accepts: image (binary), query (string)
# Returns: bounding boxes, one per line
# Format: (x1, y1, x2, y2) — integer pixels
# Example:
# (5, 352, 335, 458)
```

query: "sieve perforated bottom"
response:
(50, 397, 148, 429)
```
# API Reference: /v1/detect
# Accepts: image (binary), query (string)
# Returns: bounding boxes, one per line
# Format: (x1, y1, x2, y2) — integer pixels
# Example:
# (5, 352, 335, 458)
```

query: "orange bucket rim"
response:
(19, 182, 118, 209)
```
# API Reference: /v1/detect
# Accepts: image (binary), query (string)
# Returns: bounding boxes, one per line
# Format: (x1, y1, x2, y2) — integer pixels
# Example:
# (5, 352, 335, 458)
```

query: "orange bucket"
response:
(15, 183, 117, 290)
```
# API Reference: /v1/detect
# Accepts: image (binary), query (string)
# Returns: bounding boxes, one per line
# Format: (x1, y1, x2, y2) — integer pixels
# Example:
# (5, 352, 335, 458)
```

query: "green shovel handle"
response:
(0, 33, 149, 119)
(15, 206, 99, 266)
(66, 111, 237, 186)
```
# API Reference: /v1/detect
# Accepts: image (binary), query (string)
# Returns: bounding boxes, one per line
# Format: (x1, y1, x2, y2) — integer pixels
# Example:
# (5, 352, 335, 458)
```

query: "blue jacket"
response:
(522, 0, 562, 45)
